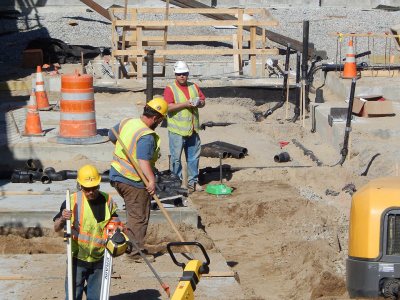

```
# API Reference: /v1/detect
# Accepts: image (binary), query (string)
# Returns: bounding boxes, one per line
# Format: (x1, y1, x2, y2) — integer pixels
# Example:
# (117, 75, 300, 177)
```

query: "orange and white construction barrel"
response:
(55, 71, 108, 144)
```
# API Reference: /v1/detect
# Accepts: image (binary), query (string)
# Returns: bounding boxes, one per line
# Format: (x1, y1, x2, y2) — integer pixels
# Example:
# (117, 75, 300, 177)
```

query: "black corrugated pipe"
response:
(262, 43, 291, 118)
(332, 78, 357, 167)
(292, 51, 301, 123)
(292, 139, 324, 166)
(302, 20, 310, 112)
(146, 49, 155, 102)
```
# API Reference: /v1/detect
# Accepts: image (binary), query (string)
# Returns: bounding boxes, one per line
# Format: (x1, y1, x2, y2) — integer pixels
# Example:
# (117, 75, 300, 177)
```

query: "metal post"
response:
(146, 49, 155, 102)
(301, 20, 310, 118)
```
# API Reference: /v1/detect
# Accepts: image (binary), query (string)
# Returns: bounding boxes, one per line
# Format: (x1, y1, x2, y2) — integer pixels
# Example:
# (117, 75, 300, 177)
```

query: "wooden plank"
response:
(163, 0, 170, 76)
(137, 26, 143, 78)
(123, 35, 264, 42)
(80, 0, 111, 20)
(162, 0, 317, 57)
(114, 48, 278, 56)
(250, 26, 257, 76)
(114, 19, 278, 27)
(112, 7, 276, 15)
(232, 34, 240, 75)
(261, 9, 267, 77)
(128, 56, 166, 63)
(331, 32, 400, 38)
(237, 9, 243, 75)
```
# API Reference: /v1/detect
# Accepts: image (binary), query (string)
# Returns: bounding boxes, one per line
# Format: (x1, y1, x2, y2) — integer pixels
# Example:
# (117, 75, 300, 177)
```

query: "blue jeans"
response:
(169, 131, 201, 186)
(65, 260, 103, 300)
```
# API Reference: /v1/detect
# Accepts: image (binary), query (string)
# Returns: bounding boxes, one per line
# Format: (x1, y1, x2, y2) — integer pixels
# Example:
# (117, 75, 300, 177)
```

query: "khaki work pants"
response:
(113, 182, 151, 251)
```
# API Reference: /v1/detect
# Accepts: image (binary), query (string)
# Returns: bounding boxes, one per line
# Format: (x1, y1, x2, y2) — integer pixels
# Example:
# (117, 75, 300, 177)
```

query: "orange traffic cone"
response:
(342, 40, 358, 79)
(23, 89, 44, 136)
(35, 66, 51, 110)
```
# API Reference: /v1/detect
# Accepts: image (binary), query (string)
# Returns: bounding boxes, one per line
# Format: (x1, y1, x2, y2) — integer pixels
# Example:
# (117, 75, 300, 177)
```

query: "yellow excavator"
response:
(347, 177, 400, 299)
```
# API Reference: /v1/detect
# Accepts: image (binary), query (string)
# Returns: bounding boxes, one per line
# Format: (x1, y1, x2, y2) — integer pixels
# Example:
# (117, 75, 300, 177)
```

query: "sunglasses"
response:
(82, 186, 99, 192)
(175, 72, 189, 77)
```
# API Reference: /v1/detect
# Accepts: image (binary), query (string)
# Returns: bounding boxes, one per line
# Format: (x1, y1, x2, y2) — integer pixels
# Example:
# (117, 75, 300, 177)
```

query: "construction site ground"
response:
(1, 63, 399, 299)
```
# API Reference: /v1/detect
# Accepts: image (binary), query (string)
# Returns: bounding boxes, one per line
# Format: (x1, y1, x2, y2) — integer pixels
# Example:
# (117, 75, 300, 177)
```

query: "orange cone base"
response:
(341, 64, 360, 79)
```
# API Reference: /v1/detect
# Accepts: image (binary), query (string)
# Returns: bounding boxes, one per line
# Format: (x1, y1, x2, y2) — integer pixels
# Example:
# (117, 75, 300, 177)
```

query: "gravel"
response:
(1, 4, 400, 72)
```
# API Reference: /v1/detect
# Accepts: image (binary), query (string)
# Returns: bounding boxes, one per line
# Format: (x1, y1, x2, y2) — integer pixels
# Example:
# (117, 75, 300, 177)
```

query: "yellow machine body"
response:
(347, 177, 400, 298)
(171, 260, 203, 300)
(349, 177, 400, 259)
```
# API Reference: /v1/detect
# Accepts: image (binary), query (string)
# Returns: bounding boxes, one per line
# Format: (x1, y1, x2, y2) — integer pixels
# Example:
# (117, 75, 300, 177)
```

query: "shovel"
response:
(205, 153, 232, 195)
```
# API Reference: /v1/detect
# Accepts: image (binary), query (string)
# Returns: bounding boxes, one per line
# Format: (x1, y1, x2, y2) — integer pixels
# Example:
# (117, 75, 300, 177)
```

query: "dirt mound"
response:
(191, 180, 349, 299)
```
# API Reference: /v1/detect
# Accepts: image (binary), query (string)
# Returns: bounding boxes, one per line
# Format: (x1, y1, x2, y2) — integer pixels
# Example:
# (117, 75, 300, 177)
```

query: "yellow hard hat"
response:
(146, 97, 168, 117)
(77, 164, 101, 188)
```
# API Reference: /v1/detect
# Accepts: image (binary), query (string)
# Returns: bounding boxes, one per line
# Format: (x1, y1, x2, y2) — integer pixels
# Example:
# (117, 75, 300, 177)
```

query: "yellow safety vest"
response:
(167, 81, 200, 136)
(70, 191, 117, 262)
(111, 118, 160, 182)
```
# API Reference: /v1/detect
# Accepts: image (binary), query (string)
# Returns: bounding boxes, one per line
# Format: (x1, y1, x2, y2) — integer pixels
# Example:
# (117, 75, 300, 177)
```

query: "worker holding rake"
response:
(108, 97, 168, 261)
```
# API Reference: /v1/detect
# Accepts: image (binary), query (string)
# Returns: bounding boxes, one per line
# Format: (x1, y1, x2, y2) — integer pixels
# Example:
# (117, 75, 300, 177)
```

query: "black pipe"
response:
(201, 145, 229, 158)
(302, 21, 309, 80)
(209, 144, 244, 159)
(213, 141, 248, 155)
(292, 139, 323, 166)
(146, 49, 155, 102)
(360, 153, 381, 176)
(40, 173, 51, 184)
(262, 43, 291, 118)
(292, 51, 301, 123)
(25, 159, 42, 172)
(274, 152, 291, 163)
(302, 21, 310, 111)
(65, 170, 78, 179)
(332, 78, 357, 167)
(10, 171, 33, 183)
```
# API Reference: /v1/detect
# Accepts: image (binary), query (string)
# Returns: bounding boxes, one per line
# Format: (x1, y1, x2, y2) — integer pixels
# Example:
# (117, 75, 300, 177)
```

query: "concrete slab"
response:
(314, 103, 400, 147)
(0, 180, 198, 229)
(0, 252, 244, 299)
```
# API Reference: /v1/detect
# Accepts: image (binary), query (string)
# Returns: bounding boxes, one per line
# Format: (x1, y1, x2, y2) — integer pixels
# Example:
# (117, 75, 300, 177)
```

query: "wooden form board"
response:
(109, 7, 278, 78)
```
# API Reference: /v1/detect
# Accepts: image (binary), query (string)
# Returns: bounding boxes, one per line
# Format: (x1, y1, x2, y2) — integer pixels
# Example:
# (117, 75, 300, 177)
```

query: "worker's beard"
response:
(150, 118, 163, 130)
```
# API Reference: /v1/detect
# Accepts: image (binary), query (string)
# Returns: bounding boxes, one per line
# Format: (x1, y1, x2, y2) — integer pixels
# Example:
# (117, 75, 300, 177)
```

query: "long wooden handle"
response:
(111, 128, 191, 253)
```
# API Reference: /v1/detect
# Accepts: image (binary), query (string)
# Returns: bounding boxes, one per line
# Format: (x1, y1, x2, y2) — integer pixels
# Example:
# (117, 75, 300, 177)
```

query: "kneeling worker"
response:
(53, 164, 118, 300)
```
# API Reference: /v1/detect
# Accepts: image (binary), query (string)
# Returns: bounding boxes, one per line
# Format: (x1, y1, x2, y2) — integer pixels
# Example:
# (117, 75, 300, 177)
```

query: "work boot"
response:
(188, 183, 203, 193)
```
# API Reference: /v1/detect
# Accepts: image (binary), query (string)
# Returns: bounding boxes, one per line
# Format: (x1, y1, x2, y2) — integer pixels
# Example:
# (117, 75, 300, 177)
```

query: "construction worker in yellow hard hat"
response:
(108, 96, 168, 262)
(164, 61, 206, 193)
(53, 164, 119, 300)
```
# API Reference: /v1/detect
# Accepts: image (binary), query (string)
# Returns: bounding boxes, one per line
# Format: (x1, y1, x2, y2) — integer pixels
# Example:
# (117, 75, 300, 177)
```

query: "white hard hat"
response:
(174, 61, 189, 73)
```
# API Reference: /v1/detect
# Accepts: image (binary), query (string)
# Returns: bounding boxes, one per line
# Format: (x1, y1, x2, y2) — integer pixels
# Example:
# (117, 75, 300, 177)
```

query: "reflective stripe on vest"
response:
(167, 81, 200, 136)
(71, 191, 116, 262)
(111, 119, 160, 182)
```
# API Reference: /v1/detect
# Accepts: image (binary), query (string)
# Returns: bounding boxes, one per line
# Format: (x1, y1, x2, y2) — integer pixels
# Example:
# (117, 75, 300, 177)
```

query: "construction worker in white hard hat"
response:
(163, 61, 206, 192)
(53, 164, 118, 300)
(108, 97, 168, 261)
